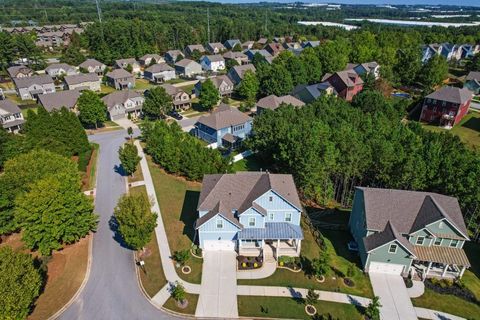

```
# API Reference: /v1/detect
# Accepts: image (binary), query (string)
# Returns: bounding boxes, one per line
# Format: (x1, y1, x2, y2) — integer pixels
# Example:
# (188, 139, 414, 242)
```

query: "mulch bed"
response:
(425, 279, 478, 304)
(238, 255, 263, 270)
(343, 278, 355, 287)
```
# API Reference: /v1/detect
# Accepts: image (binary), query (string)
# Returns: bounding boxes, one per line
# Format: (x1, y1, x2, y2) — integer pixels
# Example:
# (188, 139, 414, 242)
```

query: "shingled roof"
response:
(101, 90, 143, 110)
(0, 100, 21, 114)
(13, 75, 54, 88)
(38, 90, 80, 112)
(196, 104, 252, 130)
(64, 73, 99, 86)
(363, 221, 414, 255)
(256, 94, 304, 111)
(425, 86, 472, 105)
(358, 187, 469, 239)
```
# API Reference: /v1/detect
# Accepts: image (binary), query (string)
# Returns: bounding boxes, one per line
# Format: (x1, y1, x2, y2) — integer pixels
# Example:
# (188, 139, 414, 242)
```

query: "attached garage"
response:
(369, 262, 405, 275)
(203, 240, 236, 251)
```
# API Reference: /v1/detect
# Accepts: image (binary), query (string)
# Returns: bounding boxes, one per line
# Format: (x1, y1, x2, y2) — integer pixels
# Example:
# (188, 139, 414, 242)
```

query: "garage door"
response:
(203, 240, 236, 251)
(369, 262, 405, 275)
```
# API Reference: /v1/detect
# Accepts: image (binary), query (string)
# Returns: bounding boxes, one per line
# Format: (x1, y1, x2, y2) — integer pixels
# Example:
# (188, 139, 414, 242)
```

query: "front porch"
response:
(238, 238, 302, 259)
(411, 245, 471, 280)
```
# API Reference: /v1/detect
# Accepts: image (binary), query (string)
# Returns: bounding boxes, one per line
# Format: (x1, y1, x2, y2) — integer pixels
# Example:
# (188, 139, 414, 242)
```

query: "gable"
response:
(426, 218, 466, 239)
(198, 213, 241, 232)
(254, 190, 300, 212)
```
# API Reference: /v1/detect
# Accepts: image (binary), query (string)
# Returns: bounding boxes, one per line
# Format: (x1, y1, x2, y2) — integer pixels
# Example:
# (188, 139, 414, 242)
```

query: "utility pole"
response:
(207, 8, 210, 43)
(264, 10, 268, 35)
(95, 0, 102, 23)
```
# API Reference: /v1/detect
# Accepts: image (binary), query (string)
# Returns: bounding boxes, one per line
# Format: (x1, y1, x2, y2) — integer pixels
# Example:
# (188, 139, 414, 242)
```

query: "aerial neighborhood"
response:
(0, 2, 480, 320)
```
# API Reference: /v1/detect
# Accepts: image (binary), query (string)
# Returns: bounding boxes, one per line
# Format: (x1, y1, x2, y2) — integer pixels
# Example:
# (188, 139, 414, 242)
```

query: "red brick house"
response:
(322, 70, 364, 101)
(420, 86, 473, 128)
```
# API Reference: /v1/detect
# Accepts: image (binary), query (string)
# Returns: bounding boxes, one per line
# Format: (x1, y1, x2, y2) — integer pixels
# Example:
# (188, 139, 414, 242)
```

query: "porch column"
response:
(442, 264, 449, 277)
(459, 265, 466, 278)
(425, 261, 432, 276)
(277, 239, 280, 259)
(296, 239, 302, 254)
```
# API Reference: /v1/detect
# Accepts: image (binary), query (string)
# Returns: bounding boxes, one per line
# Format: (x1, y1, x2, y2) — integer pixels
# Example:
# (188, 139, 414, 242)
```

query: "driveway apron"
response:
(370, 273, 417, 320)
(195, 251, 238, 318)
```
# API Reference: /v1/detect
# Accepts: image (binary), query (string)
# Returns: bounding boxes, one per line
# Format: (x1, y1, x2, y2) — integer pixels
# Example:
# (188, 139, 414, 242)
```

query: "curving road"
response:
(60, 129, 175, 320)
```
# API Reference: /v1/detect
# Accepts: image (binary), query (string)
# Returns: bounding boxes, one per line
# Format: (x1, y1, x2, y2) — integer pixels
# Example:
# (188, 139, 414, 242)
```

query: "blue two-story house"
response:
(195, 104, 253, 149)
(194, 172, 303, 258)
(349, 187, 470, 279)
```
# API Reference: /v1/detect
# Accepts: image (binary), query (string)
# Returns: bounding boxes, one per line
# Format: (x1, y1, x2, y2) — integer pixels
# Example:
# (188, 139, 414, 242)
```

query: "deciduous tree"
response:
(236, 70, 259, 106)
(0, 247, 42, 320)
(114, 193, 157, 250)
(77, 90, 108, 128)
(143, 86, 173, 119)
(199, 79, 220, 110)
(119, 143, 141, 176)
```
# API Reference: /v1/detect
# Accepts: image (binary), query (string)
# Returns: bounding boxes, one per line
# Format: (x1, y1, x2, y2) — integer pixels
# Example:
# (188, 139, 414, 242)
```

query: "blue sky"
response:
(189, 0, 480, 8)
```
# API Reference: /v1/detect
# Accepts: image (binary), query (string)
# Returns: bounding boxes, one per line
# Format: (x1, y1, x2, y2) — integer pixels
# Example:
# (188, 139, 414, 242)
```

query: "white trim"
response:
(416, 236, 425, 245)
(366, 239, 416, 257)
(248, 217, 256, 227)
(285, 212, 292, 222)
(433, 237, 443, 246)
(195, 212, 241, 230)
(388, 243, 398, 254)
(449, 239, 459, 248)
(216, 219, 224, 229)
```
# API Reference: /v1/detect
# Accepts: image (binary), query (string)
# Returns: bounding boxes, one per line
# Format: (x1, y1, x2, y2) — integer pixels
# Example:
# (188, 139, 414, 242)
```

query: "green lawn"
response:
(147, 157, 203, 284)
(232, 154, 264, 172)
(178, 84, 195, 95)
(422, 111, 480, 150)
(135, 78, 155, 91)
(238, 217, 374, 298)
(238, 296, 364, 320)
(463, 241, 480, 300)
(130, 186, 168, 298)
(412, 288, 480, 319)
(100, 85, 116, 94)
(165, 78, 188, 84)
(163, 293, 199, 315)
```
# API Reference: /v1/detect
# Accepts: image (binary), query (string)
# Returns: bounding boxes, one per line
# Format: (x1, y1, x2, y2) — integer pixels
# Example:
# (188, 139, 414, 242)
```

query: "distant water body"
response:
(186, 0, 480, 8)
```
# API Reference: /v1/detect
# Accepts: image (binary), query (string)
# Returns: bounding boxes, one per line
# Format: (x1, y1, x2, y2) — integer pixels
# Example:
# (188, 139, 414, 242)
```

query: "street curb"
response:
(46, 144, 101, 320)
(47, 234, 93, 320)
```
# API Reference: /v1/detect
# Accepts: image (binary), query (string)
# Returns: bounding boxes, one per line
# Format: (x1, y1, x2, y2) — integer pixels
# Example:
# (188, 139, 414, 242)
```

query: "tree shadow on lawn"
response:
(461, 117, 480, 132)
(179, 190, 201, 244)
(464, 242, 480, 278)
(319, 228, 363, 269)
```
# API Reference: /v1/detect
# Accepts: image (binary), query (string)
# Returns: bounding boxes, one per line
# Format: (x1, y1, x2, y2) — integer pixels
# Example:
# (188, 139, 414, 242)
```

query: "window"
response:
(269, 196, 273, 202)
(439, 221, 444, 229)
(216, 219, 223, 229)
(269, 213, 274, 220)
(450, 239, 459, 248)
(388, 244, 397, 254)
(434, 238, 442, 246)
(248, 217, 255, 227)
(285, 213, 292, 222)
(416, 236, 425, 245)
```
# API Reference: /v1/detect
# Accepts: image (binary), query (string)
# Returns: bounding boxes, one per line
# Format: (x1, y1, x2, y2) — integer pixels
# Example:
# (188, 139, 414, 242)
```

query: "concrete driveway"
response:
(195, 250, 238, 318)
(176, 115, 199, 133)
(370, 273, 417, 320)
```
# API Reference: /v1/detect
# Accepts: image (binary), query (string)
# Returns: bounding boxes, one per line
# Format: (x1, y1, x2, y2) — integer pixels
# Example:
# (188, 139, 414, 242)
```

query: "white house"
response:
(200, 55, 225, 72)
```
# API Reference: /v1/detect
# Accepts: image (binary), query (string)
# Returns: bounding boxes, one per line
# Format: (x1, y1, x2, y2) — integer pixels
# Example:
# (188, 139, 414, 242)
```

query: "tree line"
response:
(247, 90, 480, 240)
(141, 120, 231, 181)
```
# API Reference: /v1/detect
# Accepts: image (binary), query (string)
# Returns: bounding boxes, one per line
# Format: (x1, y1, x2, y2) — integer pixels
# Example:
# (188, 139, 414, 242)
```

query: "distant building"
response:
(64, 73, 101, 92)
(464, 71, 480, 95)
(345, 61, 380, 79)
(115, 58, 141, 74)
(223, 51, 248, 66)
(159, 84, 191, 111)
(194, 75, 234, 98)
(227, 64, 256, 86)
(0, 100, 24, 133)
(102, 90, 144, 120)
(13, 75, 55, 100)
(206, 43, 226, 54)
(106, 69, 135, 90)
(195, 104, 253, 149)
(143, 63, 176, 83)
(139, 54, 165, 66)
(78, 59, 106, 76)
(420, 86, 473, 128)
(199, 55, 226, 72)
(184, 44, 206, 56)
(322, 70, 364, 102)
(174, 59, 202, 78)
(45, 63, 78, 78)
(292, 82, 337, 104)
(37, 90, 81, 113)
(7, 65, 33, 79)
(165, 50, 184, 64)
(223, 39, 241, 50)
(256, 94, 304, 114)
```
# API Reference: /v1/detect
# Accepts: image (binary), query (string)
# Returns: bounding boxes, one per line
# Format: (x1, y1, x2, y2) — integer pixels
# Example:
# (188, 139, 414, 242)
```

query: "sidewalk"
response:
(415, 307, 466, 320)
(134, 140, 201, 307)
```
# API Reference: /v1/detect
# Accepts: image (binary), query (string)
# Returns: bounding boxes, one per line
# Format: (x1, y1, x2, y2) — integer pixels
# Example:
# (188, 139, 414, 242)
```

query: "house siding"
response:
(198, 214, 239, 248)
(239, 208, 265, 228)
(366, 241, 412, 273)
(254, 191, 301, 225)
(420, 98, 471, 126)
(348, 189, 369, 266)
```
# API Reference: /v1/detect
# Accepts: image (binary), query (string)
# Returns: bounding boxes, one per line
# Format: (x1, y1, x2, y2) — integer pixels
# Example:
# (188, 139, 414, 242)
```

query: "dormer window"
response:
(416, 236, 425, 245)
(388, 244, 397, 254)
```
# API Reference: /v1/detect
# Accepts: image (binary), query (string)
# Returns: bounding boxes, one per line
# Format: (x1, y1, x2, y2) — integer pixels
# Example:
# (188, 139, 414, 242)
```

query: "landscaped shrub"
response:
(172, 250, 190, 266)
(425, 278, 478, 304)
(343, 278, 355, 287)
(78, 147, 93, 172)
(404, 277, 413, 288)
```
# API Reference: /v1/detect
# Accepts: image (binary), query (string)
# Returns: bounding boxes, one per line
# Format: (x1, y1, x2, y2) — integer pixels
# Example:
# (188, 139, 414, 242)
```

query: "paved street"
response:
(370, 273, 417, 320)
(60, 129, 174, 320)
(195, 251, 238, 318)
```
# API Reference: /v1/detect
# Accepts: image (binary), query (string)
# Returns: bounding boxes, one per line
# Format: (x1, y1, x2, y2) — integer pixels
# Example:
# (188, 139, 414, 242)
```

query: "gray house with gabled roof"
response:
(106, 69, 135, 90)
(195, 171, 303, 257)
(37, 90, 81, 113)
(13, 75, 56, 100)
(349, 187, 470, 279)
(174, 59, 202, 78)
(224, 39, 241, 50)
(0, 100, 24, 133)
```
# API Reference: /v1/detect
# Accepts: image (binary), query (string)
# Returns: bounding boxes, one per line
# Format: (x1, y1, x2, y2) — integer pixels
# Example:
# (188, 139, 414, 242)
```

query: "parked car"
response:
(169, 110, 183, 120)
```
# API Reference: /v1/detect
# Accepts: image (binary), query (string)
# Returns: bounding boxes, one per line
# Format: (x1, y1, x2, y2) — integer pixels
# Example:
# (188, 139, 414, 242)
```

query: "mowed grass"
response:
(422, 111, 480, 150)
(163, 293, 199, 315)
(238, 214, 374, 298)
(412, 288, 480, 319)
(238, 296, 364, 320)
(130, 186, 167, 297)
(147, 156, 203, 284)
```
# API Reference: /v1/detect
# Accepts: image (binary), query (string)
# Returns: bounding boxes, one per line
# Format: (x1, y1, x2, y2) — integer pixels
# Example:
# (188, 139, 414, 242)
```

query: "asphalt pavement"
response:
(59, 129, 175, 320)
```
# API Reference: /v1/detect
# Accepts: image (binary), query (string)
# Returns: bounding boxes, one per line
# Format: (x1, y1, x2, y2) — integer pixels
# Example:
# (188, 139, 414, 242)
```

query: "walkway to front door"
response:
(195, 251, 238, 318)
(369, 272, 417, 320)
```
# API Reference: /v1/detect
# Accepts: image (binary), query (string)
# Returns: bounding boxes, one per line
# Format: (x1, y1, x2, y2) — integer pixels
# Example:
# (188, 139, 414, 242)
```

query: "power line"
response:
(95, 0, 102, 23)
(207, 8, 210, 43)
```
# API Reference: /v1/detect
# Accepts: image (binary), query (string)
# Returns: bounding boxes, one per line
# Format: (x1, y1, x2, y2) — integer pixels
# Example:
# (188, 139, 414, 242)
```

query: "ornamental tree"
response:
(0, 247, 42, 320)
(114, 193, 157, 250)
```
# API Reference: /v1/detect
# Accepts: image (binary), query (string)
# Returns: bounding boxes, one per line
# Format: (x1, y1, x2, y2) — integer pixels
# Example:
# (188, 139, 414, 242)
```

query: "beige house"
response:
(160, 84, 191, 111)
(102, 90, 144, 120)
(64, 73, 101, 92)
(78, 59, 106, 76)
